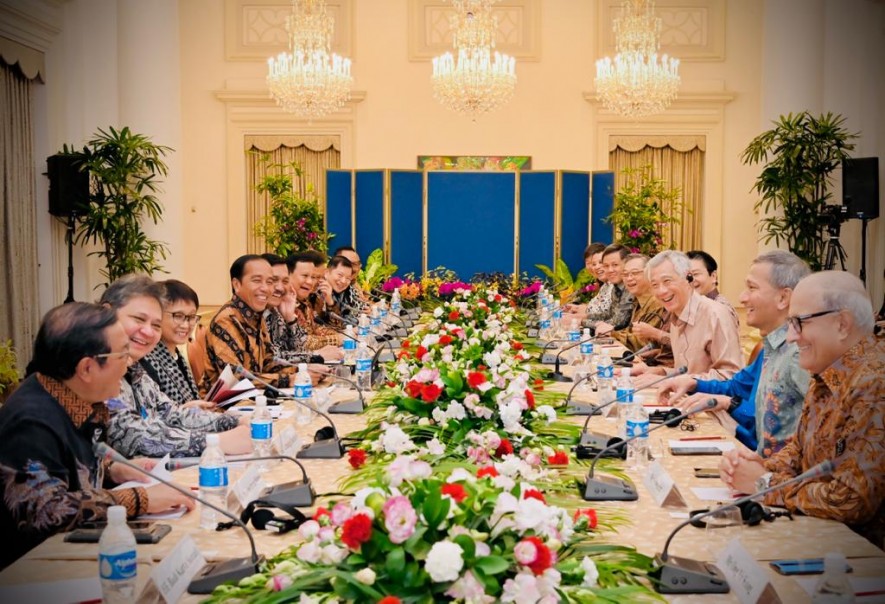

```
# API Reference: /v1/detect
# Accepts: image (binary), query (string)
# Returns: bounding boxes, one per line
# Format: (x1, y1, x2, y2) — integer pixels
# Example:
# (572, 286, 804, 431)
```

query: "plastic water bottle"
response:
(355, 341, 373, 391)
(342, 324, 357, 365)
(812, 553, 855, 603)
(293, 363, 315, 425)
(616, 368, 636, 439)
(98, 506, 137, 603)
(390, 288, 402, 316)
(625, 403, 650, 472)
(579, 328, 594, 365)
(370, 306, 383, 340)
(377, 299, 389, 326)
(596, 349, 614, 399)
(566, 318, 581, 343)
(250, 395, 273, 472)
(551, 300, 563, 337)
(199, 433, 229, 530)
(538, 307, 551, 341)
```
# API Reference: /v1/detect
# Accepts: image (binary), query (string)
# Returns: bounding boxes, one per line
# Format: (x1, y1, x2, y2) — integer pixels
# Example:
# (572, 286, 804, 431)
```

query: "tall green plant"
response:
(252, 154, 332, 256)
(606, 166, 681, 255)
(64, 126, 170, 283)
(741, 111, 857, 270)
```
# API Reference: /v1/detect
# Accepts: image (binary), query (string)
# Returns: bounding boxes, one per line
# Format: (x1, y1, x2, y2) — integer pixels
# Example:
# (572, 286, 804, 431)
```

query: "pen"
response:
(679, 436, 725, 441)
(856, 590, 885, 597)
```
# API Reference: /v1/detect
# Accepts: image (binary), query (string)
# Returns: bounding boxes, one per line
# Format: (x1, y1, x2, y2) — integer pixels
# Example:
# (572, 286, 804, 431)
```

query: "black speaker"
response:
(843, 157, 879, 220)
(47, 154, 90, 217)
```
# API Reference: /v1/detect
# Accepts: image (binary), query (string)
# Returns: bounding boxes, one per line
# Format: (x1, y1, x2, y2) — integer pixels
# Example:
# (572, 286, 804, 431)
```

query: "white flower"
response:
(536, 405, 556, 423)
(581, 556, 599, 587)
(418, 417, 431, 426)
(381, 423, 415, 454)
(446, 401, 466, 420)
(427, 438, 445, 455)
(387, 455, 432, 487)
(355, 568, 376, 585)
(433, 307, 443, 317)
(514, 497, 551, 533)
(499, 401, 523, 432)
(298, 519, 320, 540)
(445, 570, 494, 603)
(432, 407, 447, 425)
(514, 540, 538, 564)
(425, 540, 464, 582)
(321, 543, 348, 564)
(492, 474, 516, 491)
(491, 491, 519, 524)
(483, 350, 502, 368)
(296, 541, 321, 563)
(446, 467, 475, 483)
(501, 572, 542, 603)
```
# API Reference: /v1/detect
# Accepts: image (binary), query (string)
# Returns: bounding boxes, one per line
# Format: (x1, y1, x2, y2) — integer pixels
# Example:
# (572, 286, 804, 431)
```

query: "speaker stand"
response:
(64, 211, 77, 303)
(859, 214, 870, 286)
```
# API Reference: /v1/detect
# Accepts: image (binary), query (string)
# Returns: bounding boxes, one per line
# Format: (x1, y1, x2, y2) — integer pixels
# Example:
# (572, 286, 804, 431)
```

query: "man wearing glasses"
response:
(0, 303, 194, 568)
(720, 271, 884, 547)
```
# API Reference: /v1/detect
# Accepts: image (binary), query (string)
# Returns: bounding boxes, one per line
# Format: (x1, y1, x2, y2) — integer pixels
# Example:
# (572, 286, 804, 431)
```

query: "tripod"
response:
(822, 232, 847, 271)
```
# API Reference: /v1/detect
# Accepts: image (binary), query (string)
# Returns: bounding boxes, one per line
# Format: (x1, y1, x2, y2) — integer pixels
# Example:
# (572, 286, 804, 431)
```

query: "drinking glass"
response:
(704, 504, 743, 561)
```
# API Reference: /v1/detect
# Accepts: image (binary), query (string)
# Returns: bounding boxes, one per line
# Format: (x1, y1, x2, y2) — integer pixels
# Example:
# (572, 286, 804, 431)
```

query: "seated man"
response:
(720, 271, 884, 547)
(660, 251, 811, 455)
(260, 253, 312, 363)
(327, 255, 359, 323)
(564, 243, 609, 316)
(609, 253, 667, 355)
(331, 245, 369, 316)
(0, 303, 194, 568)
(289, 251, 344, 350)
(202, 255, 300, 393)
(687, 250, 739, 328)
(635, 250, 743, 381)
(584, 244, 635, 334)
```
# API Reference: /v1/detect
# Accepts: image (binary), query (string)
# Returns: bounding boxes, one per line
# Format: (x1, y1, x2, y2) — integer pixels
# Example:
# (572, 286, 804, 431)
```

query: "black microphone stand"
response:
(547, 336, 596, 383)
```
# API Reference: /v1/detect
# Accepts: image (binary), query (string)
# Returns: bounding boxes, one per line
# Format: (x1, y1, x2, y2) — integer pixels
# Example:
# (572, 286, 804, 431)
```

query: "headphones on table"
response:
(217, 498, 308, 533)
(689, 501, 793, 528)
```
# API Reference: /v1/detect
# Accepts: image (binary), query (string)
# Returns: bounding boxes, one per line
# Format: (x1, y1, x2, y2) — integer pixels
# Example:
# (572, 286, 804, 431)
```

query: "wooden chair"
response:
(747, 340, 764, 366)
(187, 323, 208, 385)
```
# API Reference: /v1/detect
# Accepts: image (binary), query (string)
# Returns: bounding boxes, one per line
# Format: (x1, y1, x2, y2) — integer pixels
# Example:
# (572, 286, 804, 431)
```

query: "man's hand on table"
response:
(632, 367, 667, 386)
(719, 446, 766, 493)
(217, 424, 253, 455)
(181, 399, 217, 411)
(108, 457, 157, 484)
(657, 374, 698, 403)
(595, 321, 614, 337)
(673, 392, 730, 412)
(144, 484, 196, 514)
(317, 345, 343, 362)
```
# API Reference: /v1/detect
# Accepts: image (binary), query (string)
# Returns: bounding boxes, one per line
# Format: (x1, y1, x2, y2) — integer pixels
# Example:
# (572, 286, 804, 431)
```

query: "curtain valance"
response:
(0, 37, 44, 83)
(609, 135, 706, 153)
(245, 135, 340, 152)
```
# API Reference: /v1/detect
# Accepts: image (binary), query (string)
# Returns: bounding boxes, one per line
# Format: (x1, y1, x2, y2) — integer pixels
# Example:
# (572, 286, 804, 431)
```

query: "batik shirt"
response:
(612, 292, 667, 352)
(201, 295, 296, 395)
(108, 365, 239, 458)
(763, 334, 885, 547)
(294, 298, 342, 350)
(334, 284, 369, 323)
(581, 282, 613, 320)
(264, 308, 312, 363)
(140, 343, 199, 405)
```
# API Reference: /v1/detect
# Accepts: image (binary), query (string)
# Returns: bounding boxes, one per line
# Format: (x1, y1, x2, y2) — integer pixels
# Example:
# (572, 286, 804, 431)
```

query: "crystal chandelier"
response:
(431, 0, 517, 120)
(595, 0, 680, 118)
(267, 0, 353, 119)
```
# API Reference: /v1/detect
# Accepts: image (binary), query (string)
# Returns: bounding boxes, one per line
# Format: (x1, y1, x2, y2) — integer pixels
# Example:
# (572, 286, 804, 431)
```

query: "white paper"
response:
(717, 538, 772, 604)
(691, 486, 741, 502)
(668, 439, 735, 452)
(151, 535, 207, 604)
(233, 405, 286, 419)
(139, 506, 188, 521)
(796, 576, 885, 601)
(112, 454, 174, 490)
(0, 577, 102, 603)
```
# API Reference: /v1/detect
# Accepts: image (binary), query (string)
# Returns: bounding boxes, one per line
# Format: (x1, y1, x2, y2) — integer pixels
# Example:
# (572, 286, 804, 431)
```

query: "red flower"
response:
(524, 389, 535, 409)
(405, 380, 423, 399)
(494, 294, 502, 302)
(401, 340, 411, 349)
(340, 513, 373, 550)
(386, 380, 396, 388)
(547, 450, 569, 466)
(448, 310, 460, 321)
(467, 371, 487, 389)
(512, 341, 524, 351)
(574, 508, 599, 529)
(421, 383, 443, 403)
(533, 378, 544, 386)
(439, 334, 453, 346)
(495, 438, 513, 457)
(378, 598, 401, 604)
(441, 483, 467, 503)
(348, 449, 367, 469)
(397, 350, 410, 360)
(477, 466, 498, 478)
(521, 536, 554, 575)
(415, 346, 428, 359)
(312, 507, 331, 523)
(522, 489, 546, 503)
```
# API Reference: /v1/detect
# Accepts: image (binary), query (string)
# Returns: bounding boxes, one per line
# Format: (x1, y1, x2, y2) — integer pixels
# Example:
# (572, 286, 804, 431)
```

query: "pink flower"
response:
(628, 229, 641, 238)
(383, 495, 418, 544)
(331, 501, 354, 526)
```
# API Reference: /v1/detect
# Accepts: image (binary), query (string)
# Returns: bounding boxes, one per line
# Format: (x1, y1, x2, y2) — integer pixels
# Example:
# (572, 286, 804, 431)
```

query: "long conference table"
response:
(2, 363, 884, 603)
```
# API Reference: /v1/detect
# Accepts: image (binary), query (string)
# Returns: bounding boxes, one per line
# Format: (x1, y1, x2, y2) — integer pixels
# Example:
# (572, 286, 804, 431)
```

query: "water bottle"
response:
(358, 313, 371, 344)
(579, 328, 594, 364)
(377, 299, 390, 327)
(293, 363, 315, 425)
(625, 403, 650, 472)
(342, 324, 357, 365)
(616, 368, 636, 439)
(538, 307, 551, 341)
(250, 395, 273, 472)
(370, 306, 382, 341)
(355, 341, 373, 391)
(390, 288, 402, 316)
(812, 553, 855, 603)
(98, 506, 137, 603)
(596, 349, 614, 399)
(199, 433, 229, 530)
(551, 300, 563, 337)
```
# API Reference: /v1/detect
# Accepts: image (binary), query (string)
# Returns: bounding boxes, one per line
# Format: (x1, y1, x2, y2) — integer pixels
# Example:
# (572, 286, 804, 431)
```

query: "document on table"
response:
(112, 454, 188, 520)
(668, 439, 735, 452)
(691, 486, 742, 502)
(0, 576, 101, 603)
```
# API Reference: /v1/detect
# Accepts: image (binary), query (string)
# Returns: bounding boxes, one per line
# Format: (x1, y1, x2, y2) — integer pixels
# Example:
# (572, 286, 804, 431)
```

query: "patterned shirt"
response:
(582, 282, 613, 320)
(611, 292, 666, 352)
(763, 334, 885, 547)
(584, 283, 633, 328)
(140, 343, 199, 405)
(201, 295, 296, 395)
(264, 308, 311, 363)
(334, 284, 369, 323)
(107, 365, 239, 458)
(294, 298, 342, 350)
(670, 291, 743, 380)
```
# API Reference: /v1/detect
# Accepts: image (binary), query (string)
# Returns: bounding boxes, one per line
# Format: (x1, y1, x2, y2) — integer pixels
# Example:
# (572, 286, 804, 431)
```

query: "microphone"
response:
(582, 398, 716, 502)
(614, 342, 656, 366)
(578, 366, 688, 445)
(538, 339, 570, 364)
(235, 367, 345, 459)
(651, 460, 836, 594)
(93, 443, 262, 594)
(547, 335, 597, 383)
(564, 372, 598, 415)
(385, 311, 412, 336)
(274, 356, 364, 414)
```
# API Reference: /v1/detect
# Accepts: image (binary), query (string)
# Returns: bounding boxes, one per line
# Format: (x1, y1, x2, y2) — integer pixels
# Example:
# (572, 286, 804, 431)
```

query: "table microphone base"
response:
(188, 555, 264, 594)
(405, 309, 420, 319)
(650, 554, 730, 594)
(583, 473, 638, 501)
(296, 438, 345, 459)
(527, 328, 539, 338)
(579, 430, 613, 448)
(540, 352, 557, 364)
(547, 371, 573, 382)
(263, 480, 315, 507)
(566, 401, 600, 416)
(377, 350, 396, 363)
(329, 396, 364, 414)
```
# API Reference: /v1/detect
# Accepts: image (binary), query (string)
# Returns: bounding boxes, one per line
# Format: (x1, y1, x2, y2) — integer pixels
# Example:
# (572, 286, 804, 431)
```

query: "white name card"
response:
(151, 535, 207, 604)
(643, 460, 687, 508)
(232, 463, 266, 510)
(717, 539, 782, 604)
(275, 425, 302, 457)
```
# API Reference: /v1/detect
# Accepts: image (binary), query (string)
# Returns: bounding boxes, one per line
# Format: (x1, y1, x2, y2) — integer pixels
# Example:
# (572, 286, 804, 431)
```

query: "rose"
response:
(425, 540, 464, 582)
(340, 513, 373, 550)
(495, 438, 513, 457)
(467, 371, 487, 389)
(524, 389, 535, 409)
(383, 495, 418, 544)
(421, 383, 443, 403)
(348, 449, 367, 469)
(477, 466, 498, 478)
(355, 568, 376, 585)
(378, 598, 401, 604)
(522, 489, 546, 503)
(441, 483, 467, 503)
(516, 536, 554, 576)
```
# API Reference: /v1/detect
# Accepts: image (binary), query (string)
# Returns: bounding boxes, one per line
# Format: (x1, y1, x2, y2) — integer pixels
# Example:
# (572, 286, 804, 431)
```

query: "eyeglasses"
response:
(167, 311, 200, 325)
(787, 309, 840, 334)
(93, 350, 131, 362)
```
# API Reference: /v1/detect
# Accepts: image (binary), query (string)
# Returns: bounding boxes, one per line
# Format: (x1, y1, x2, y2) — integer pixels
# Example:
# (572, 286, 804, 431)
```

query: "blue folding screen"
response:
(560, 171, 591, 276)
(591, 171, 615, 245)
(518, 172, 556, 278)
(390, 171, 423, 276)
(326, 170, 353, 246)
(354, 171, 384, 262)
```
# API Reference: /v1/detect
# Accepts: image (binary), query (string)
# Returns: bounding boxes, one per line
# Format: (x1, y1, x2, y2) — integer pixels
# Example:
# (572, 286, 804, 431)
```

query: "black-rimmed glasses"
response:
(787, 309, 839, 334)
(166, 311, 200, 325)
(93, 350, 131, 362)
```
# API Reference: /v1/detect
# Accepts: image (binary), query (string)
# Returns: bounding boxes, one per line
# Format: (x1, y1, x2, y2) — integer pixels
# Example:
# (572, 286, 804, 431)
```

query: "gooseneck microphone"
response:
(538, 339, 569, 364)
(93, 443, 262, 594)
(651, 460, 836, 594)
(236, 367, 345, 459)
(578, 366, 688, 447)
(582, 398, 717, 502)
(547, 335, 596, 383)
(274, 356, 364, 414)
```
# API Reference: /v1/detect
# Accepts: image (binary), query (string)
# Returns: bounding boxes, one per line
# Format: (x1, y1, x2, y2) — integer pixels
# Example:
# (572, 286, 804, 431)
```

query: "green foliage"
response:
(357, 248, 398, 293)
(741, 111, 857, 270)
(64, 126, 170, 284)
(606, 166, 681, 256)
(535, 258, 594, 297)
(252, 154, 333, 256)
(0, 340, 19, 397)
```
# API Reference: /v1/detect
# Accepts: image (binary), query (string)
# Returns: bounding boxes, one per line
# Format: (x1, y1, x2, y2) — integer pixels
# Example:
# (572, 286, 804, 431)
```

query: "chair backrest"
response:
(747, 340, 763, 366)
(187, 324, 208, 385)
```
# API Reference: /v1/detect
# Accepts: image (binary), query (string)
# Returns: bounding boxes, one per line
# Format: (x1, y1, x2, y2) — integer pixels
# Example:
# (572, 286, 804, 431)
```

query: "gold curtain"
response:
(244, 135, 341, 254)
(609, 136, 705, 251)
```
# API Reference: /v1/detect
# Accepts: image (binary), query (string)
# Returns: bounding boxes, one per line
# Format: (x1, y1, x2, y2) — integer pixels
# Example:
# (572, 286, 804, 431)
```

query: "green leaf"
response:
(386, 546, 406, 577)
(473, 555, 510, 575)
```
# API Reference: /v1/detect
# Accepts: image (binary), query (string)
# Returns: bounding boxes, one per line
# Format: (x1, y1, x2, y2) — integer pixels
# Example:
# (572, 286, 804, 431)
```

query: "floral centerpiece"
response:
(606, 166, 681, 256)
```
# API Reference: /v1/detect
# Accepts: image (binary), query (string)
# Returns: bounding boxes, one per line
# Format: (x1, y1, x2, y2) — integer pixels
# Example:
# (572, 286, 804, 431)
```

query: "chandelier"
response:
(595, 0, 680, 118)
(431, 0, 517, 120)
(267, 0, 353, 119)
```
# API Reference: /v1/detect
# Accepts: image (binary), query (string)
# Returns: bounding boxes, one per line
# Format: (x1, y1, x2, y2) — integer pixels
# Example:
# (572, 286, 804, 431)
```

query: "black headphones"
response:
(686, 273, 694, 283)
(314, 426, 336, 441)
(690, 501, 793, 528)
(218, 498, 308, 533)
(649, 408, 683, 426)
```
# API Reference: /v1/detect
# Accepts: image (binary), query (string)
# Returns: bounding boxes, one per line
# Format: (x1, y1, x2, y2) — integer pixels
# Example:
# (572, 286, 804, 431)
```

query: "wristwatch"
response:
(755, 472, 773, 493)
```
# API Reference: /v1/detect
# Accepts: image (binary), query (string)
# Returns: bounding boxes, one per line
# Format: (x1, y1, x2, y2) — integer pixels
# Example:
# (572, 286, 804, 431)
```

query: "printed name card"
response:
(642, 460, 687, 508)
(151, 535, 207, 603)
(717, 539, 782, 604)
(275, 425, 302, 457)
(232, 463, 266, 510)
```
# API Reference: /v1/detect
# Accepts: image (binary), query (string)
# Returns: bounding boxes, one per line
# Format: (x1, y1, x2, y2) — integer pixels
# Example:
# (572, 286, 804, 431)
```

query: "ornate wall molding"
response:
(224, 0, 353, 62)
(597, 0, 726, 62)
(408, 0, 541, 61)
